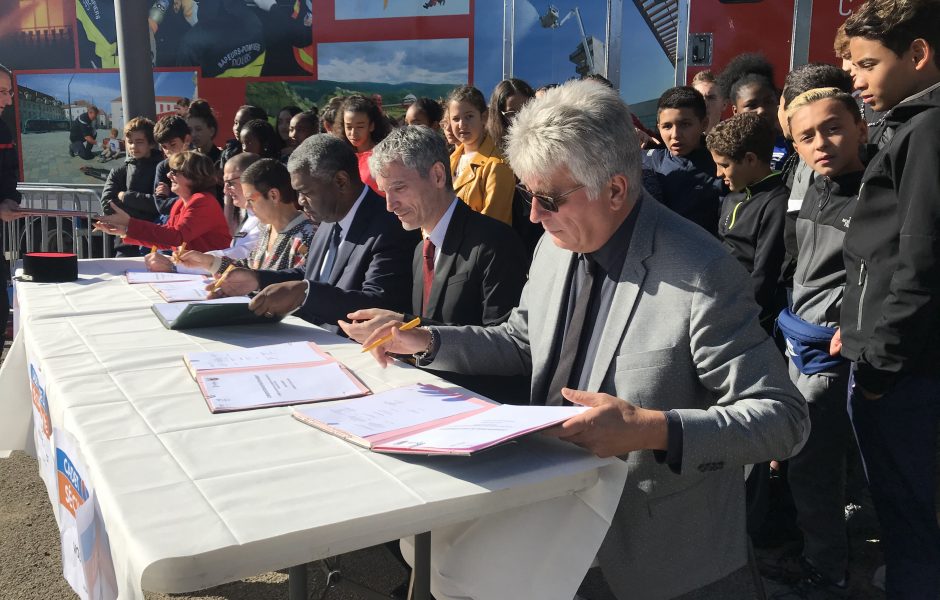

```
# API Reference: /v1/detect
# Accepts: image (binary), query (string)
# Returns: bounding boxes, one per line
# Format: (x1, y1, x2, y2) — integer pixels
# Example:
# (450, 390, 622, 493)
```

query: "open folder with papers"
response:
(151, 297, 280, 330)
(292, 383, 587, 456)
(125, 271, 209, 284)
(185, 341, 370, 413)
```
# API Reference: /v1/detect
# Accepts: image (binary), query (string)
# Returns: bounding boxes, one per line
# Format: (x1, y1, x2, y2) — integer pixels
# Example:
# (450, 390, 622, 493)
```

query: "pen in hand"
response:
(172, 242, 186, 263)
(210, 264, 235, 293)
(361, 317, 421, 353)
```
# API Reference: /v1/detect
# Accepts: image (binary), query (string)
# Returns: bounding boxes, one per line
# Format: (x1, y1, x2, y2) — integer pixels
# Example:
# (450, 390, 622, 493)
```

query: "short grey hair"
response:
(287, 133, 360, 183)
(505, 79, 642, 201)
(369, 125, 453, 191)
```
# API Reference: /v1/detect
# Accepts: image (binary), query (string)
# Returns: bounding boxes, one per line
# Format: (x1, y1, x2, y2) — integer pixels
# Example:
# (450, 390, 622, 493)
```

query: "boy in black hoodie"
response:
(774, 87, 868, 595)
(100, 117, 162, 222)
(707, 112, 787, 333)
(840, 0, 940, 596)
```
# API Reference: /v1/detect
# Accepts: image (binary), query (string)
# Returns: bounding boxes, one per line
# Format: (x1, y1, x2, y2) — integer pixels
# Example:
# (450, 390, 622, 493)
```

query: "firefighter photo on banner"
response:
(77, 0, 313, 77)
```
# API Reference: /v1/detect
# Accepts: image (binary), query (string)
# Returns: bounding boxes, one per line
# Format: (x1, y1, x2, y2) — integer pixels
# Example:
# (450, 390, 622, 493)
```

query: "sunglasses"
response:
(515, 183, 585, 213)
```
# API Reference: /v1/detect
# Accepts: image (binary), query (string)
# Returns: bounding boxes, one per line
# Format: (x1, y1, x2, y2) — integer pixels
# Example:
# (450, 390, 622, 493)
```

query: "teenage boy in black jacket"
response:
(100, 117, 162, 222)
(0, 64, 19, 347)
(707, 112, 787, 333)
(840, 0, 940, 596)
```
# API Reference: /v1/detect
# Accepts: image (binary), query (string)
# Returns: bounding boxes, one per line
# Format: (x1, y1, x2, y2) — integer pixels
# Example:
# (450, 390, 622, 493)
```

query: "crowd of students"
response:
(2, 0, 938, 597)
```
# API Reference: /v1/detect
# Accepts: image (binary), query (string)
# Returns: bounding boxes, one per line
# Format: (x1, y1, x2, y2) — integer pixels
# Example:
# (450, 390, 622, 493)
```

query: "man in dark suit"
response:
(210, 134, 416, 332)
(338, 125, 530, 402)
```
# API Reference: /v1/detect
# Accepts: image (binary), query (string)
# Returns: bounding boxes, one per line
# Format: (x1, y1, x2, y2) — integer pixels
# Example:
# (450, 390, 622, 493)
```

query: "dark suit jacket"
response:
(410, 201, 531, 404)
(256, 187, 418, 332)
(411, 201, 527, 327)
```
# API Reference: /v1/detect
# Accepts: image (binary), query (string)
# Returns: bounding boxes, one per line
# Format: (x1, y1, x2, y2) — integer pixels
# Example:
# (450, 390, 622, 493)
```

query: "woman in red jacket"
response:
(94, 150, 232, 252)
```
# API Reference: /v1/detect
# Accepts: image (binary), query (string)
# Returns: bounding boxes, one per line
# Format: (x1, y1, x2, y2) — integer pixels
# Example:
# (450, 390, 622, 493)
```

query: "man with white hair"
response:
(363, 79, 809, 599)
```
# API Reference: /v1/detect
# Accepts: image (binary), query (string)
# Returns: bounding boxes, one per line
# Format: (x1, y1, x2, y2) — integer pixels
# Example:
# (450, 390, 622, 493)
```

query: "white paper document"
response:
(150, 281, 213, 302)
(152, 297, 249, 322)
(125, 271, 208, 284)
(186, 342, 328, 372)
(378, 405, 587, 452)
(295, 384, 488, 439)
(200, 362, 366, 411)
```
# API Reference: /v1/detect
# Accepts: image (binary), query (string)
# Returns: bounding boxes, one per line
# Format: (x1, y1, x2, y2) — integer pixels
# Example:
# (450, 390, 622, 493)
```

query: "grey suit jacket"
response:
(256, 187, 418, 333)
(426, 194, 809, 599)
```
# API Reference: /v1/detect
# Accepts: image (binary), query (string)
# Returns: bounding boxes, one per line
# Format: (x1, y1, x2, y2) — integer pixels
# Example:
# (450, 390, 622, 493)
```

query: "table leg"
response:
(411, 532, 431, 600)
(288, 563, 308, 600)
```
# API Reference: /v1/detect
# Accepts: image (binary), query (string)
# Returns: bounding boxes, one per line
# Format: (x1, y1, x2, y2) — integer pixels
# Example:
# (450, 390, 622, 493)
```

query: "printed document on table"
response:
(295, 384, 488, 439)
(126, 271, 208, 284)
(151, 281, 212, 302)
(201, 362, 366, 411)
(376, 404, 588, 452)
(152, 297, 249, 322)
(187, 342, 328, 372)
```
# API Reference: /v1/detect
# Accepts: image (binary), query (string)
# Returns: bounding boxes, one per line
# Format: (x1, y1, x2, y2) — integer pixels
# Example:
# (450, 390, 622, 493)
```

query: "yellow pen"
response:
(149, 245, 157, 255)
(172, 242, 186, 263)
(361, 317, 421, 353)
(210, 264, 235, 292)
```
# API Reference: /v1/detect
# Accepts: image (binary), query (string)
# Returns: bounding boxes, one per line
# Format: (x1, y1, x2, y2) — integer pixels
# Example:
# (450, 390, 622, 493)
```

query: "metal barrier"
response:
(2, 184, 109, 271)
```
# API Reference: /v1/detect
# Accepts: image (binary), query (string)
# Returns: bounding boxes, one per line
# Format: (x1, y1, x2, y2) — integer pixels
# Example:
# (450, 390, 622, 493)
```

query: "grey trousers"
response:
(787, 361, 852, 582)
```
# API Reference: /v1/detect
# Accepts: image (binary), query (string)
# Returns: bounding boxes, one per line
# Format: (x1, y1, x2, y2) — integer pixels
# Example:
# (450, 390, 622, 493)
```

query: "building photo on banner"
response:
(15, 71, 198, 185)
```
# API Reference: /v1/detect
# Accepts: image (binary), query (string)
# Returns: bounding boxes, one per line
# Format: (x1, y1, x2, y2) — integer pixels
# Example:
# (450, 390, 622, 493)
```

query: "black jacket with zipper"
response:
(100, 154, 163, 221)
(0, 118, 20, 205)
(840, 81, 940, 394)
(718, 171, 788, 330)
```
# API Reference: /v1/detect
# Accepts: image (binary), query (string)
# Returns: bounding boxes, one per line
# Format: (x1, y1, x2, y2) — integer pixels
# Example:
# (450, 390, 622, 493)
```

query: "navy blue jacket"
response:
(256, 187, 418, 333)
(643, 142, 725, 236)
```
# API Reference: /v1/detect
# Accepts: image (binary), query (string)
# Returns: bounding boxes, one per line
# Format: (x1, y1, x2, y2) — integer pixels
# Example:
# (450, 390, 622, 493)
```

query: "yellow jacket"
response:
(450, 134, 515, 225)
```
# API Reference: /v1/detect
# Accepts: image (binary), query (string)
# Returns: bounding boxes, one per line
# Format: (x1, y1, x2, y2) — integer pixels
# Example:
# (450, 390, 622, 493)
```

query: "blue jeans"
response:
(849, 369, 940, 598)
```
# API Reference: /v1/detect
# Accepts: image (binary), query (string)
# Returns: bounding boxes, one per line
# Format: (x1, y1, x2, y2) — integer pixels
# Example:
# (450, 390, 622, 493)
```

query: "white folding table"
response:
(0, 258, 628, 600)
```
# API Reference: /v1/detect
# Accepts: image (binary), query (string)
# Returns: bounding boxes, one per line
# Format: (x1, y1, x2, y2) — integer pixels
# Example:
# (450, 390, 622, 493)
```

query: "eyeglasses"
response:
(500, 109, 518, 119)
(516, 183, 585, 213)
(167, 168, 178, 176)
(0, 89, 12, 97)
(223, 176, 241, 188)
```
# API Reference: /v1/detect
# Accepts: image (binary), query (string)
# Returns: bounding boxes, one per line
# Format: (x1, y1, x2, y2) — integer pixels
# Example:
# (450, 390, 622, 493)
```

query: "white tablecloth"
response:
(0, 258, 628, 600)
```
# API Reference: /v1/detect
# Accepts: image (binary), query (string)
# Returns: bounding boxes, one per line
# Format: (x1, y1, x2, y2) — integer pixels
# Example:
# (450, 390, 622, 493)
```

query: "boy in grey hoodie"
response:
(776, 87, 868, 595)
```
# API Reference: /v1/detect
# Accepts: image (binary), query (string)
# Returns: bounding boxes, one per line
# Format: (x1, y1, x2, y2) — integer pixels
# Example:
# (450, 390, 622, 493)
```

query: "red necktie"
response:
(422, 238, 436, 312)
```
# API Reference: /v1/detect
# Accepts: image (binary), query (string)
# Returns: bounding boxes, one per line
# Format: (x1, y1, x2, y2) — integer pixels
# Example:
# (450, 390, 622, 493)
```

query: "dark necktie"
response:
(545, 255, 595, 406)
(422, 238, 436, 313)
(317, 224, 341, 282)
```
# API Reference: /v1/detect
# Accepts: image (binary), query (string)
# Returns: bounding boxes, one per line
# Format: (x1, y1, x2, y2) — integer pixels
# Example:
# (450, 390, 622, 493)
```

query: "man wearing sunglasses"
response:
(362, 79, 808, 599)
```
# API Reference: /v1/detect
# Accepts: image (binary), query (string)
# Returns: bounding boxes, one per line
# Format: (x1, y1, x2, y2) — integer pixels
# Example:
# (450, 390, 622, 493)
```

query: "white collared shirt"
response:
(423, 198, 459, 266)
(317, 184, 369, 280)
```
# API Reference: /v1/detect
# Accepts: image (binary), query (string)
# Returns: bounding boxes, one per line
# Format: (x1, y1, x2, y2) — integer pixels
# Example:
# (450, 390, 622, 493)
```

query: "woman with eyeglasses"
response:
(447, 85, 515, 225)
(141, 153, 264, 273)
(486, 78, 535, 152)
(175, 158, 316, 277)
(94, 150, 231, 254)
